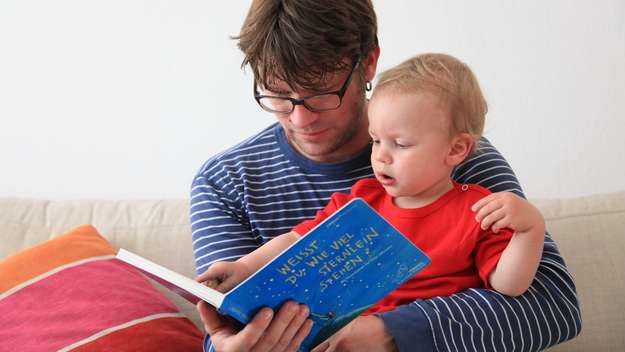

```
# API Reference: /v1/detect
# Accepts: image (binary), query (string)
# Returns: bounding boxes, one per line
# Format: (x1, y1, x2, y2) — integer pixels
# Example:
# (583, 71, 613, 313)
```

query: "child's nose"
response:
(374, 145, 392, 164)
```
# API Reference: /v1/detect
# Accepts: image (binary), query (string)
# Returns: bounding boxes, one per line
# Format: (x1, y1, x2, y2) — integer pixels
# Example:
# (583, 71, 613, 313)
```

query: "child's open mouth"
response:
(377, 173, 396, 186)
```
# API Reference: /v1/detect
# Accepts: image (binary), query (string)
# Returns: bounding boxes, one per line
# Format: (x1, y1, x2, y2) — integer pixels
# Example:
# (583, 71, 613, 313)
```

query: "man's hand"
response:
(197, 300, 313, 352)
(311, 315, 397, 352)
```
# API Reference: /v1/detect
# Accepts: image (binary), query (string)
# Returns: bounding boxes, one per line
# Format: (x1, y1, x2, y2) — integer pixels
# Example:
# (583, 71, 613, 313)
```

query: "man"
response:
(190, 1, 581, 351)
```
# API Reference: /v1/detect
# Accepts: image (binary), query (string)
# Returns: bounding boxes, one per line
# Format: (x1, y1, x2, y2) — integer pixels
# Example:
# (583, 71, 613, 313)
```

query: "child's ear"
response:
(447, 133, 474, 166)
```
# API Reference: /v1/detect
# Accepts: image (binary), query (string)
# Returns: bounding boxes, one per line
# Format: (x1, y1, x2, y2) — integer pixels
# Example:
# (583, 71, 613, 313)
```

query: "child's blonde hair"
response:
(372, 53, 487, 154)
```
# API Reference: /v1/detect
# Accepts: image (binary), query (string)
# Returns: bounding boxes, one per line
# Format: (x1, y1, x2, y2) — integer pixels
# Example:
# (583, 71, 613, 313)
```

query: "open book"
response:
(116, 198, 431, 351)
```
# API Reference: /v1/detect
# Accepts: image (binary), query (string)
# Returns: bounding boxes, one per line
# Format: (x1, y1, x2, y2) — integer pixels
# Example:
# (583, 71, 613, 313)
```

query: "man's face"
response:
(257, 64, 372, 163)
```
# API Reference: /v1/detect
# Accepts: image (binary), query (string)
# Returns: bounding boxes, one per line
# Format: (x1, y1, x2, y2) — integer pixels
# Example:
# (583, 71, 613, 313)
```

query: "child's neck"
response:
(393, 178, 454, 209)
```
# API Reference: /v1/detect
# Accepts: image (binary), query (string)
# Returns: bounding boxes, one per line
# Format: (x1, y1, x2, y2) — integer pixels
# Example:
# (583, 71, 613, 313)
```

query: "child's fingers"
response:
(480, 208, 506, 230)
(196, 261, 229, 283)
(472, 194, 498, 212)
(475, 199, 503, 222)
(491, 216, 512, 233)
(216, 276, 240, 293)
(472, 195, 493, 211)
(195, 267, 216, 283)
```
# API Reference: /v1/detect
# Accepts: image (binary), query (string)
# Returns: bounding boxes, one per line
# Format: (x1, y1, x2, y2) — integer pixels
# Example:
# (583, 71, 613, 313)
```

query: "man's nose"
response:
(288, 104, 320, 128)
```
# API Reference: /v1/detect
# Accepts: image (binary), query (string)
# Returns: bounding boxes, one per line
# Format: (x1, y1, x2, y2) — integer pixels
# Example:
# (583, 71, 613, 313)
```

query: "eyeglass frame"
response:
(253, 58, 361, 114)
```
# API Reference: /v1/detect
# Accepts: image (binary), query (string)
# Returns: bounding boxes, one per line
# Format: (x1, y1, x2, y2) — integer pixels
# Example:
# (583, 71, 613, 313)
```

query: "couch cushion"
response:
(535, 191, 625, 351)
(0, 198, 202, 328)
(0, 225, 203, 351)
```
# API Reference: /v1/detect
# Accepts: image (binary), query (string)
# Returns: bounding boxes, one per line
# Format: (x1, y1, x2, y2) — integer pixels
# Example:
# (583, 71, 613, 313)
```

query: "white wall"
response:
(1, 0, 624, 200)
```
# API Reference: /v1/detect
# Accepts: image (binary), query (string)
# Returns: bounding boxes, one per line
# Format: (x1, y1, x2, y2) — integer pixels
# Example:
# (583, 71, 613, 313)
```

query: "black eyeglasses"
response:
(253, 59, 361, 114)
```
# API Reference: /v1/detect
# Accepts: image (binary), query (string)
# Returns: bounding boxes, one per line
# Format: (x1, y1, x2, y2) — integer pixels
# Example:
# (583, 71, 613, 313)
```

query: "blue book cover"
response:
(117, 198, 430, 351)
(220, 198, 431, 350)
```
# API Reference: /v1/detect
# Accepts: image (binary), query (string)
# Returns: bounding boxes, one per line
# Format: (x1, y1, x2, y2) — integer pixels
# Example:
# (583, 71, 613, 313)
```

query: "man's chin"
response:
(292, 140, 341, 162)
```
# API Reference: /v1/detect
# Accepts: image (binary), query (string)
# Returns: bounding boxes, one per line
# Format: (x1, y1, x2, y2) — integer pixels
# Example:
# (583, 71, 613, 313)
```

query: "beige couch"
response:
(2, 191, 624, 351)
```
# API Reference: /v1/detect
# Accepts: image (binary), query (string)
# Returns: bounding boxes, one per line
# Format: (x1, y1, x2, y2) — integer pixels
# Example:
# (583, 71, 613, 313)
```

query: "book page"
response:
(116, 249, 224, 308)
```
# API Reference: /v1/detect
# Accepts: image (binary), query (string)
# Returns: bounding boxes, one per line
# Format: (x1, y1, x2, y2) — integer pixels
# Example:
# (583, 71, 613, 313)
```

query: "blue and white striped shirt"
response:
(190, 123, 581, 352)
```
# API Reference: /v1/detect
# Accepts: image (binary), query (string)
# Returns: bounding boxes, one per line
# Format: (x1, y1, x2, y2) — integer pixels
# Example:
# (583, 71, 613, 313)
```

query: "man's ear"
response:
(363, 47, 380, 82)
(447, 133, 474, 166)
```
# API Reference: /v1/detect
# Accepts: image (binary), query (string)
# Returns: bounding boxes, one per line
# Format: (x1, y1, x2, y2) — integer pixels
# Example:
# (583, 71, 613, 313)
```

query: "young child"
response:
(198, 53, 545, 313)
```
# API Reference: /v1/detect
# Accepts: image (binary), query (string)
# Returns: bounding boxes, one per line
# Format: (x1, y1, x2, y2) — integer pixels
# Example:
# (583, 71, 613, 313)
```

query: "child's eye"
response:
(395, 141, 407, 148)
(371, 139, 380, 145)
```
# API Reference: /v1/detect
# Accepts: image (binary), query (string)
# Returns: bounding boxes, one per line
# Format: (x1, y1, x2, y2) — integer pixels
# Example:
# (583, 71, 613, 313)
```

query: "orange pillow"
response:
(0, 225, 203, 352)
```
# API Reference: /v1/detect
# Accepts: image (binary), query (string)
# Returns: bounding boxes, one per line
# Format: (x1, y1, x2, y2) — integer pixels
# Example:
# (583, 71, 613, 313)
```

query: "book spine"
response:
(218, 296, 252, 325)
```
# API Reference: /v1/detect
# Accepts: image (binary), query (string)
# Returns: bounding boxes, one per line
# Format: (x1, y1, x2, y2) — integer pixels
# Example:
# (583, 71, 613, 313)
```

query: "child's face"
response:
(368, 91, 457, 205)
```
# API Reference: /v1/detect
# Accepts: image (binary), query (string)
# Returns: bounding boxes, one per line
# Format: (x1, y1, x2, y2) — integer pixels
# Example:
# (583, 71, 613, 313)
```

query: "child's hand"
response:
(472, 192, 544, 234)
(195, 261, 253, 293)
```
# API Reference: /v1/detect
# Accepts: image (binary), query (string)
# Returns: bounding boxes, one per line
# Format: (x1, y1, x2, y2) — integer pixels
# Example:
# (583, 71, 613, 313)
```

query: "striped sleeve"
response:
(190, 171, 243, 352)
(190, 158, 260, 275)
(379, 137, 582, 352)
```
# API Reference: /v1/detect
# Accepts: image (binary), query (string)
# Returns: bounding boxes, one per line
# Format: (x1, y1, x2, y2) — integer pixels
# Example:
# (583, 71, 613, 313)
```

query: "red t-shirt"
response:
(292, 179, 513, 314)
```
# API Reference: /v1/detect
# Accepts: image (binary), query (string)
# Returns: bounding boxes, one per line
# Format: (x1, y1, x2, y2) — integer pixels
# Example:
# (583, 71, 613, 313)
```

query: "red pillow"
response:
(0, 225, 203, 351)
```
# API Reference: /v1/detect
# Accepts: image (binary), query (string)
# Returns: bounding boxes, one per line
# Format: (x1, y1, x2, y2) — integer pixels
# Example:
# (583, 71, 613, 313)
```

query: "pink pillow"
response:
(0, 225, 203, 352)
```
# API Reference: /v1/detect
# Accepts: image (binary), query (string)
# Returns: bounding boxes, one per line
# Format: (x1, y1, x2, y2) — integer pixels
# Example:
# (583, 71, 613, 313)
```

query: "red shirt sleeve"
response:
(292, 192, 354, 236)
(474, 227, 514, 288)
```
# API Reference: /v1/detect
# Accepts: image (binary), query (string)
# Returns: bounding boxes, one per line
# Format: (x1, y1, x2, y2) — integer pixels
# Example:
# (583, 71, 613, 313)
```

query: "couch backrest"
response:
(534, 191, 625, 351)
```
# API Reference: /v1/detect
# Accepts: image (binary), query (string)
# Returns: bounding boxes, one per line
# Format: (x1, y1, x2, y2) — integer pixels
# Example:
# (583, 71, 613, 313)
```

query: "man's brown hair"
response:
(236, 0, 378, 91)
